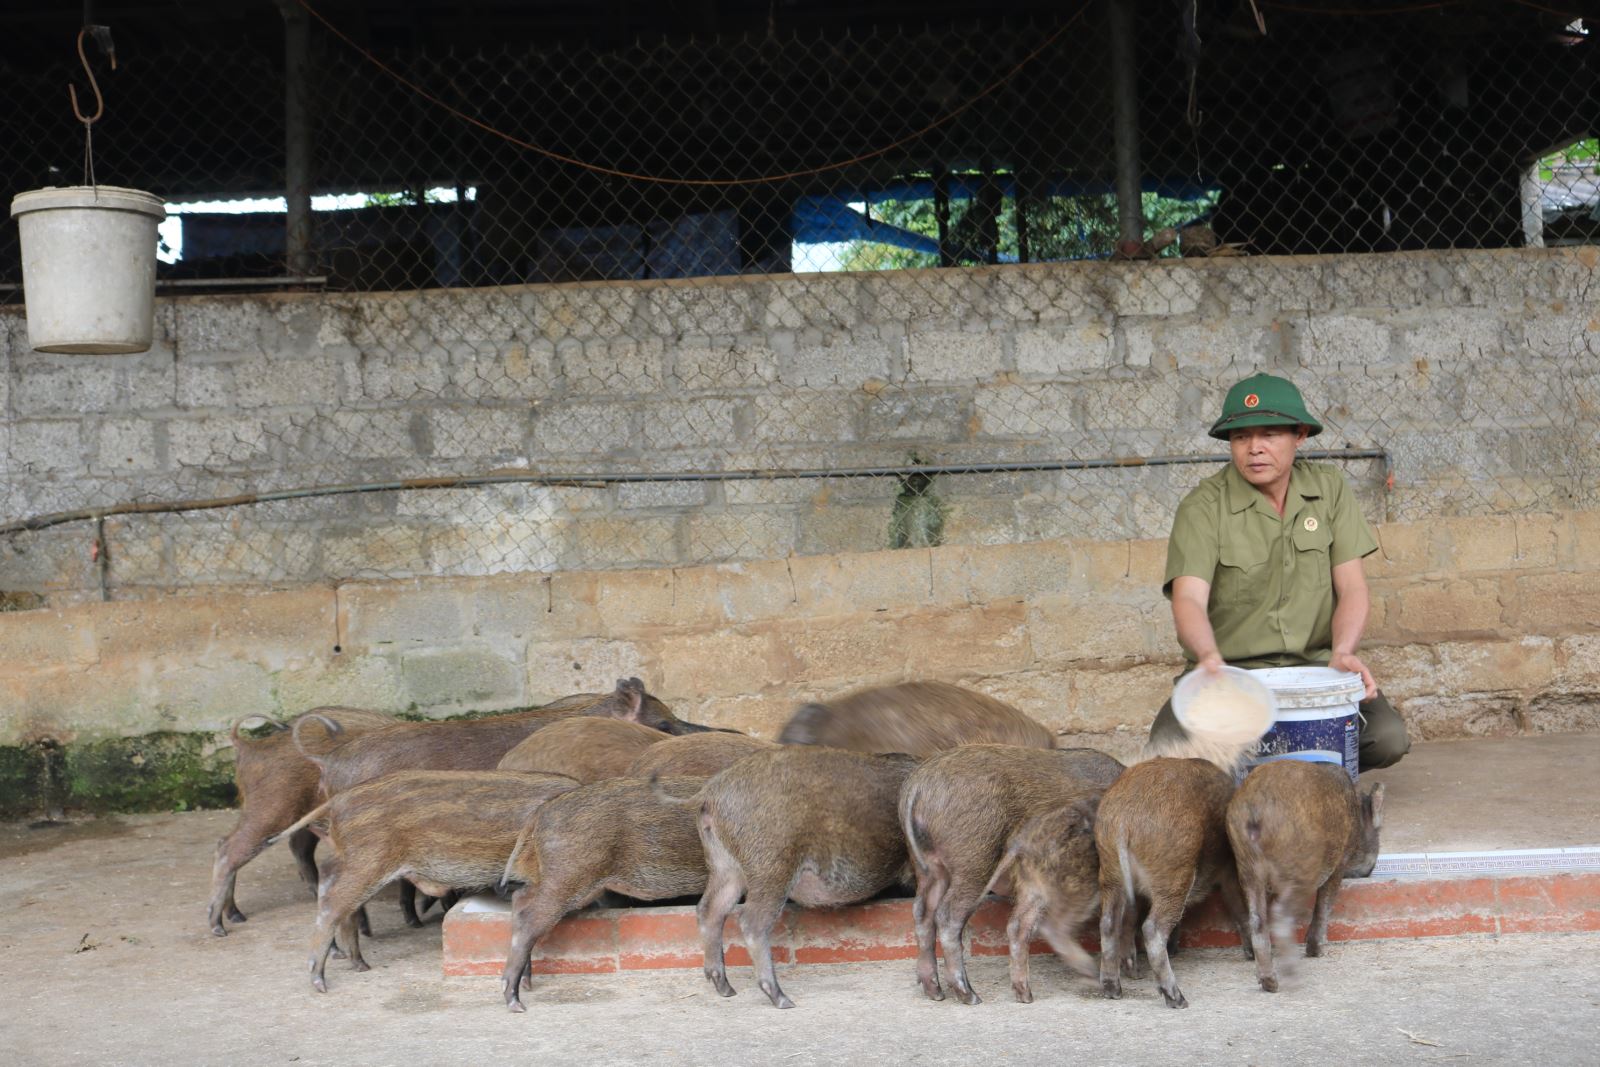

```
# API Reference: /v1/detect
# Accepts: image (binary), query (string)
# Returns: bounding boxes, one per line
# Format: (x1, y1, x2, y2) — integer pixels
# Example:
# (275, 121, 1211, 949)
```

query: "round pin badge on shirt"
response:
(1304, 516, 1318, 532)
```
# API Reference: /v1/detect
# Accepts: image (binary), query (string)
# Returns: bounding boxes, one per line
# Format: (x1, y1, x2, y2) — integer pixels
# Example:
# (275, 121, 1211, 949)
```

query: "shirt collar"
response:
(1224, 459, 1320, 515)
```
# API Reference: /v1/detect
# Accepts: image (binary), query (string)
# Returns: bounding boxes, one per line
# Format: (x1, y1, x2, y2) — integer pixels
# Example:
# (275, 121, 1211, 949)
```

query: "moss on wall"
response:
(0, 733, 238, 820)
(0, 704, 552, 819)
(0, 744, 56, 820)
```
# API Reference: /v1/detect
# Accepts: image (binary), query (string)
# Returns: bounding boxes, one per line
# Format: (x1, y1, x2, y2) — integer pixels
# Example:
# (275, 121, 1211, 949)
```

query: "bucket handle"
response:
(69, 26, 115, 128)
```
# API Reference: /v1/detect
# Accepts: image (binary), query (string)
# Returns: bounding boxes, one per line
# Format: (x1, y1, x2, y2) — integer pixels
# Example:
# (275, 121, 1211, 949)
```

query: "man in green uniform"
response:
(1149, 372, 1410, 771)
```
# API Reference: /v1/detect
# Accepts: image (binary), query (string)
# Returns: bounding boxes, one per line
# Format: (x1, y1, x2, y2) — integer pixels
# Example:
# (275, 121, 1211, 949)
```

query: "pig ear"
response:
(1365, 782, 1385, 828)
(619, 684, 645, 721)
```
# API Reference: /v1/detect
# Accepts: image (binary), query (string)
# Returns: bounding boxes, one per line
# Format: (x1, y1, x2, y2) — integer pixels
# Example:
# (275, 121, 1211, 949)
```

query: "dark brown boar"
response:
(899, 744, 1124, 1004)
(280, 769, 579, 993)
(1095, 757, 1252, 1009)
(206, 707, 395, 937)
(496, 715, 669, 783)
(777, 680, 1054, 756)
(694, 747, 922, 1009)
(1226, 760, 1385, 992)
(306, 678, 678, 798)
(984, 795, 1103, 1003)
(498, 777, 710, 1013)
(623, 731, 775, 779)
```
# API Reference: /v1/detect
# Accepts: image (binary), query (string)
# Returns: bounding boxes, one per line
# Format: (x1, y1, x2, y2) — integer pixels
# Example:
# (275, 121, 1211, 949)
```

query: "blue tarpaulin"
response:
(791, 174, 1219, 251)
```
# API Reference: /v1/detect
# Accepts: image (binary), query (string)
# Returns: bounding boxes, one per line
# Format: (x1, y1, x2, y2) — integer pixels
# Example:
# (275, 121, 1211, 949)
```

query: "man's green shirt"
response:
(1163, 460, 1378, 669)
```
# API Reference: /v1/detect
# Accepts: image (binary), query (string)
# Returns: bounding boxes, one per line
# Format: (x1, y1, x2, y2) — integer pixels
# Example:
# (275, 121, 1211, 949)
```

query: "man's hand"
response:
(1196, 652, 1225, 677)
(1329, 650, 1377, 700)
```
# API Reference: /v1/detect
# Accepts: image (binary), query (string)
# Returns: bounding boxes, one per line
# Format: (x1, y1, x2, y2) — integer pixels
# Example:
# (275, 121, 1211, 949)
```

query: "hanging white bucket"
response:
(9, 185, 166, 354)
(1248, 666, 1366, 782)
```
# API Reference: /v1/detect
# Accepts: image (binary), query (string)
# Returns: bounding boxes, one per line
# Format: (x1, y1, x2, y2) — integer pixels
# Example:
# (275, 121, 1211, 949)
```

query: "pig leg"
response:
(933, 869, 991, 1006)
(502, 881, 592, 1013)
(911, 859, 950, 1002)
(1216, 867, 1255, 960)
(399, 880, 425, 928)
(697, 860, 745, 999)
(288, 827, 321, 890)
(736, 885, 793, 1009)
(1305, 875, 1344, 958)
(1097, 867, 1129, 999)
(208, 822, 278, 935)
(339, 912, 369, 972)
(1141, 880, 1191, 1009)
(1244, 878, 1278, 993)
(1121, 903, 1141, 978)
(308, 862, 381, 993)
(207, 843, 245, 936)
(1006, 891, 1046, 1003)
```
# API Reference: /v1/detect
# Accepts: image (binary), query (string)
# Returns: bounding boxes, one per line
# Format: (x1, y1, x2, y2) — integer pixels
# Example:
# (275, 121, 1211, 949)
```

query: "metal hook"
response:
(69, 26, 116, 127)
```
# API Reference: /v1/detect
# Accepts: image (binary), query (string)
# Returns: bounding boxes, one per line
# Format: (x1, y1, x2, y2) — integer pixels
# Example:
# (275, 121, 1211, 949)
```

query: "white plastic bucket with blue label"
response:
(1248, 666, 1365, 782)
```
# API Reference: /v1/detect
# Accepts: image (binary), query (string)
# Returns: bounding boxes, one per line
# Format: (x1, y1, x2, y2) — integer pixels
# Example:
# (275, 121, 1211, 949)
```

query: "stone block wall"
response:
(3, 248, 1597, 601)
(3, 509, 1596, 815)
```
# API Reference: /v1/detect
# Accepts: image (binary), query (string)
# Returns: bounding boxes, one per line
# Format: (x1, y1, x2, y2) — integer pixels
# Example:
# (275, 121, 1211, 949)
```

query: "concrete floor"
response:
(1363, 733, 1600, 853)
(2, 734, 1598, 1066)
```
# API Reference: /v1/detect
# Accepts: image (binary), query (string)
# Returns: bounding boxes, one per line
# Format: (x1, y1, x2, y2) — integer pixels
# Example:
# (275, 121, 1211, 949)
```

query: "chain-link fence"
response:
(1, 1, 1596, 604)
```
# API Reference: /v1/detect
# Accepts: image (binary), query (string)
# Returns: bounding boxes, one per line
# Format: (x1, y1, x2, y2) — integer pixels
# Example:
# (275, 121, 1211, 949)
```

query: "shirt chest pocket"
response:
(1215, 535, 1271, 610)
(1292, 519, 1333, 557)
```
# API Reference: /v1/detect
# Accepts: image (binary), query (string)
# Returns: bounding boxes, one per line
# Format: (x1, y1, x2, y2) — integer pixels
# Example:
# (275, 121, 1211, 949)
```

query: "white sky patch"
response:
(157, 186, 477, 263)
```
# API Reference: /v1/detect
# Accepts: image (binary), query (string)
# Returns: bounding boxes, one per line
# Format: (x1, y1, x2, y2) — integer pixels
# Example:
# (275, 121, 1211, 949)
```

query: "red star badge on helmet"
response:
(1244, 393, 1260, 408)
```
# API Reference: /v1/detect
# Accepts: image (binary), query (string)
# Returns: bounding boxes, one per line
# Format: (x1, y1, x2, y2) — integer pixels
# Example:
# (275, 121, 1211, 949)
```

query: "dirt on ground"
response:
(1, 808, 1597, 1067)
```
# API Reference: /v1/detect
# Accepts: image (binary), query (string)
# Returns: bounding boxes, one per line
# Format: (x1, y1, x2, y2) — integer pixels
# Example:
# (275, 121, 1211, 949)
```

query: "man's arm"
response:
(1170, 575, 1224, 676)
(1329, 556, 1377, 699)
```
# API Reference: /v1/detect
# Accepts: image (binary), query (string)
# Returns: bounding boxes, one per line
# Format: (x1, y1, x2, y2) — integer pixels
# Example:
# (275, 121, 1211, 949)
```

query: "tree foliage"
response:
(837, 175, 1219, 271)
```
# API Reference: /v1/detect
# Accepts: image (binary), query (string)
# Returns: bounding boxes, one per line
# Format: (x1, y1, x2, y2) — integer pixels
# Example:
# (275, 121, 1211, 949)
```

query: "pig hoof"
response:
(330, 946, 348, 961)
(210, 923, 227, 938)
(1161, 990, 1189, 1009)
(311, 977, 328, 994)
(954, 987, 981, 1007)
(404, 916, 424, 929)
(1100, 979, 1122, 1000)
(1259, 976, 1279, 993)
(351, 959, 371, 973)
(919, 982, 944, 1002)
(228, 908, 247, 924)
(507, 999, 526, 1014)
(760, 982, 794, 1009)
(1012, 984, 1033, 1004)
(1305, 941, 1324, 959)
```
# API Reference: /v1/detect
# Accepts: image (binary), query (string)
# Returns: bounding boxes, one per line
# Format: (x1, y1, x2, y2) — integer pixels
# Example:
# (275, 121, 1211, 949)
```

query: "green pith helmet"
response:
(1208, 372, 1323, 440)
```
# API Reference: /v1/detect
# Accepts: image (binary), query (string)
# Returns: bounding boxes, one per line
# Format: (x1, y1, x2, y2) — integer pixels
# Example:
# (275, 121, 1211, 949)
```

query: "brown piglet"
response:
(498, 776, 711, 1013)
(497, 715, 669, 783)
(207, 707, 395, 937)
(272, 769, 580, 993)
(899, 744, 1124, 1004)
(304, 679, 677, 799)
(624, 731, 775, 779)
(983, 794, 1104, 1004)
(1095, 756, 1252, 1009)
(1226, 760, 1385, 992)
(777, 680, 1054, 755)
(692, 747, 922, 1008)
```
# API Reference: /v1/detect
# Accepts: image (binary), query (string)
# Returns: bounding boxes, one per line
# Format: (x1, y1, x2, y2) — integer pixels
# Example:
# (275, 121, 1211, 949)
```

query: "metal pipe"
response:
(0, 450, 1390, 536)
(1107, 0, 1144, 244)
(278, 0, 314, 277)
(156, 276, 328, 289)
